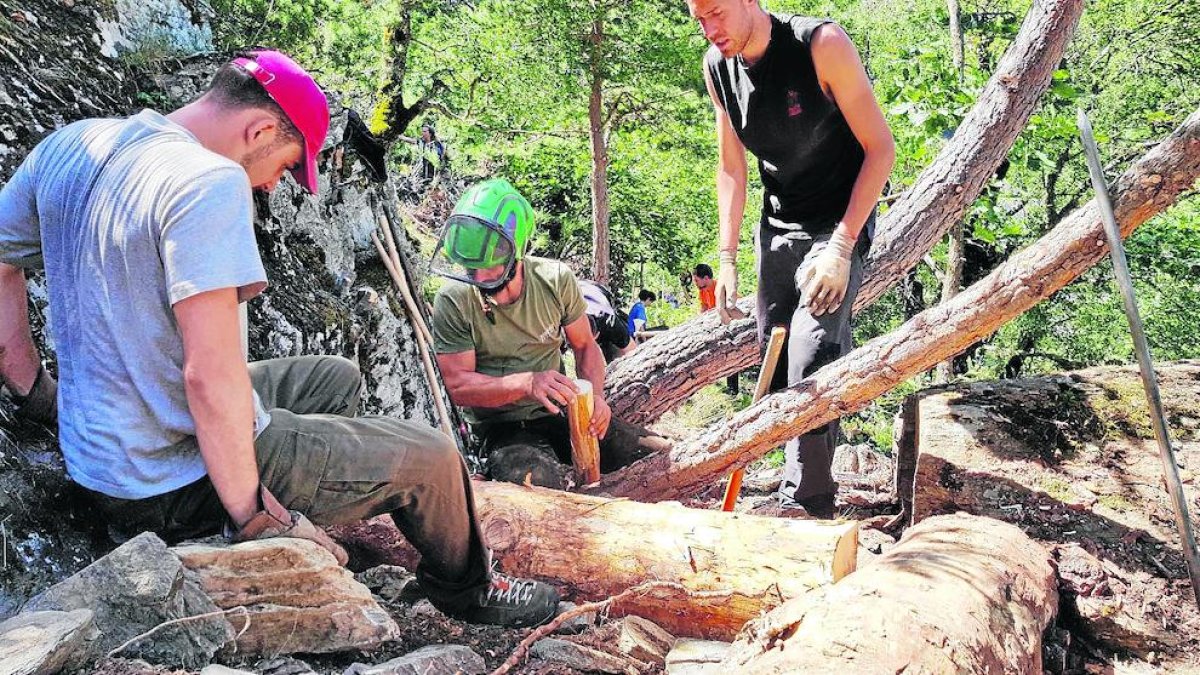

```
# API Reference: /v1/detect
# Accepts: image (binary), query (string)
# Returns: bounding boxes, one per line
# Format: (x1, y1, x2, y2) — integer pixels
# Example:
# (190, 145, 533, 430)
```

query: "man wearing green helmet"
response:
(431, 179, 669, 488)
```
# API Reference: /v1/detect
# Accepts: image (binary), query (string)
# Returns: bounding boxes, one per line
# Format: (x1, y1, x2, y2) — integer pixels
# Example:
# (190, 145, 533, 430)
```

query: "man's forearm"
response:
(445, 370, 532, 409)
(838, 143, 896, 238)
(0, 263, 41, 395)
(184, 364, 260, 527)
(716, 168, 747, 254)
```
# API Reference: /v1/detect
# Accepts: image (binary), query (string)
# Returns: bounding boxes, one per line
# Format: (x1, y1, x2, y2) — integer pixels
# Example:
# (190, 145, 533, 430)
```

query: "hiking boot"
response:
(438, 571, 560, 628)
(797, 493, 837, 520)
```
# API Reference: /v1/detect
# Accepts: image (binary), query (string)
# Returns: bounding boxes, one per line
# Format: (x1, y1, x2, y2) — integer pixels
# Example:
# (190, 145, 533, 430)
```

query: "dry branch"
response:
(593, 107, 1200, 501)
(604, 0, 1086, 426)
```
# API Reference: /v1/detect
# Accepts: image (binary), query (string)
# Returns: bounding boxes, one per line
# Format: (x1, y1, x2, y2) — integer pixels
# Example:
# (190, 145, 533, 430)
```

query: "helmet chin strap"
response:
(475, 261, 520, 324)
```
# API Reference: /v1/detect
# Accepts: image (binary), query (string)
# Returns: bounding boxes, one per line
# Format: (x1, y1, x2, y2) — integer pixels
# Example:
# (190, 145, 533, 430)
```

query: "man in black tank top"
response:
(688, 0, 895, 517)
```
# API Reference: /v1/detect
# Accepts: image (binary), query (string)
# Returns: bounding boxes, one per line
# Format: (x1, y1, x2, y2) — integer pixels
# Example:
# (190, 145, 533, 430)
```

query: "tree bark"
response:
(592, 106, 1200, 501)
(935, 220, 964, 382)
(588, 17, 611, 285)
(374, 1, 442, 143)
(332, 482, 858, 641)
(604, 0, 1085, 426)
(948, 0, 965, 80)
(722, 514, 1058, 674)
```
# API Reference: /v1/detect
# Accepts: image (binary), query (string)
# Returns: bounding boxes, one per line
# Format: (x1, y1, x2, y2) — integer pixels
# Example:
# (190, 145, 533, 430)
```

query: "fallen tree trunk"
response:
(604, 0, 1085, 426)
(593, 107, 1200, 501)
(722, 513, 1058, 674)
(332, 481, 858, 640)
(911, 363, 1200, 657)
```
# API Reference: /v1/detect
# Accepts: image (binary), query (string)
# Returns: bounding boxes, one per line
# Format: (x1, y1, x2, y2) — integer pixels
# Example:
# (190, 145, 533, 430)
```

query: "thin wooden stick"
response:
(490, 581, 734, 675)
(371, 231, 456, 440)
(722, 326, 787, 511)
(106, 606, 251, 658)
(377, 211, 436, 347)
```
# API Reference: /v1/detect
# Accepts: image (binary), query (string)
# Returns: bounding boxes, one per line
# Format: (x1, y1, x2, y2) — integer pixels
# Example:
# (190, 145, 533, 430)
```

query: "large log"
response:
(332, 481, 858, 641)
(722, 513, 1058, 674)
(911, 362, 1200, 658)
(603, 0, 1085, 426)
(593, 107, 1200, 501)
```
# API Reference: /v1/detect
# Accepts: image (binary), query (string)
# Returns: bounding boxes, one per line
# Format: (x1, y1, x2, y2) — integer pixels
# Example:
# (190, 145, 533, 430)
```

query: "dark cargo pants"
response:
(756, 215, 872, 503)
(90, 355, 491, 604)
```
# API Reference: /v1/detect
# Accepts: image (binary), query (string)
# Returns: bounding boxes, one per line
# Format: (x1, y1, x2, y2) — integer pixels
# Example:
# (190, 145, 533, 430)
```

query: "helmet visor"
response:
(431, 214, 518, 290)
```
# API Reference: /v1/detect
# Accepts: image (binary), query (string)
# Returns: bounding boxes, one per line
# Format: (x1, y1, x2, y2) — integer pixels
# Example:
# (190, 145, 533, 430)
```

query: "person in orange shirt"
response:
(692, 263, 737, 394)
(693, 263, 717, 311)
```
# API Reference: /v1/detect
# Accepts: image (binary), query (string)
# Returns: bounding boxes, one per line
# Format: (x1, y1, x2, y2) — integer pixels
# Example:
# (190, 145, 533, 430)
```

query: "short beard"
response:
(240, 136, 289, 173)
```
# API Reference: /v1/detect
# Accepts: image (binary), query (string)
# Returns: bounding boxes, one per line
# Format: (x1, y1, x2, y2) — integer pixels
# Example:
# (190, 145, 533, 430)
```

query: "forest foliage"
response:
(209, 0, 1199, 409)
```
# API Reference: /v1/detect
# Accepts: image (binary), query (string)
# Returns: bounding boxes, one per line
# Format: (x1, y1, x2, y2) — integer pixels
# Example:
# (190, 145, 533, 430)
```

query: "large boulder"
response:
(174, 538, 401, 657)
(0, 609, 98, 675)
(24, 533, 234, 668)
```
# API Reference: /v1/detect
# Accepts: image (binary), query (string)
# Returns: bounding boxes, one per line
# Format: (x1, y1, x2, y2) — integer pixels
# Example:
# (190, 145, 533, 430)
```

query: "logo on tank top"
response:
(787, 90, 803, 117)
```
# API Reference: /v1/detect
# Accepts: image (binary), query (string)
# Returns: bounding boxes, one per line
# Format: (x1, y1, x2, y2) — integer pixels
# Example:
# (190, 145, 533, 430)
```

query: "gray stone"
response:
(617, 615, 675, 666)
(343, 644, 487, 675)
(530, 638, 635, 674)
(355, 564, 420, 604)
(410, 599, 441, 617)
(199, 666, 256, 675)
(665, 639, 730, 674)
(24, 532, 234, 669)
(552, 601, 597, 634)
(0, 609, 97, 675)
(256, 655, 319, 674)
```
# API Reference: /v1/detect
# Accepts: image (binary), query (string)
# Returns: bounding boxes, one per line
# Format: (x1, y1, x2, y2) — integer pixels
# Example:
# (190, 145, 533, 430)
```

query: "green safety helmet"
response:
(431, 178, 535, 291)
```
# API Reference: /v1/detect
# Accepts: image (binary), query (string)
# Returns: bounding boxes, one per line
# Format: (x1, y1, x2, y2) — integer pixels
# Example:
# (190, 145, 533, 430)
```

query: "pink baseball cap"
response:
(232, 50, 329, 194)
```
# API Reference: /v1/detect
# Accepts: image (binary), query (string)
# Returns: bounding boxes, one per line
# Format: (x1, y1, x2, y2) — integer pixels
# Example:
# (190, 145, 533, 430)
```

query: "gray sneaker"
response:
(450, 571, 560, 628)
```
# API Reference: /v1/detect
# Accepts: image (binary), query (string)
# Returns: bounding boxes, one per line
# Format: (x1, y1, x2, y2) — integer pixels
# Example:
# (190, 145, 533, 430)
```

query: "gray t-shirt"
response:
(0, 110, 271, 499)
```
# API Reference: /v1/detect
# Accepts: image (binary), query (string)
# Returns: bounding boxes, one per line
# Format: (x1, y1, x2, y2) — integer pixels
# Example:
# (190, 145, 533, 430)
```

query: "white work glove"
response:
(715, 250, 739, 325)
(800, 227, 857, 317)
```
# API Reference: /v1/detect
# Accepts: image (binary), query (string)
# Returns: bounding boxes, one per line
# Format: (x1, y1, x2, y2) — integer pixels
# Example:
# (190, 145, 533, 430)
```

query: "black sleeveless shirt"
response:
(705, 14, 865, 233)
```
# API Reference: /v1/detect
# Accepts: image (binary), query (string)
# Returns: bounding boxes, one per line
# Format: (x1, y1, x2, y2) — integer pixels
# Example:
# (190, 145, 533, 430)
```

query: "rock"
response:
(410, 599, 441, 618)
(0, 609, 97, 675)
(617, 615, 676, 666)
(24, 533, 233, 668)
(664, 639, 730, 675)
(173, 538, 400, 657)
(355, 564, 420, 604)
(199, 666, 256, 675)
(255, 656, 319, 675)
(343, 645, 486, 675)
(1054, 543, 1176, 656)
(553, 601, 597, 635)
(857, 525, 897, 555)
(530, 638, 637, 674)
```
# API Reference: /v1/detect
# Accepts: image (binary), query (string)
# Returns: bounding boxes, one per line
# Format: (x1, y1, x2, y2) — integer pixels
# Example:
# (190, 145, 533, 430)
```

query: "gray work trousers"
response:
(756, 215, 872, 502)
(89, 356, 491, 607)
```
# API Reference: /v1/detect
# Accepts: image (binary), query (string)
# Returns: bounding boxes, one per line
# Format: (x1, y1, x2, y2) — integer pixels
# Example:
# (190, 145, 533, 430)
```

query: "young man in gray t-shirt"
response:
(0, 50, 558, 628)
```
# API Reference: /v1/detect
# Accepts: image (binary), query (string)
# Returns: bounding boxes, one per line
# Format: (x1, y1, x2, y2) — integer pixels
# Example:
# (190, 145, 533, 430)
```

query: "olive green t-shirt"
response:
(432, 256, 587, 428)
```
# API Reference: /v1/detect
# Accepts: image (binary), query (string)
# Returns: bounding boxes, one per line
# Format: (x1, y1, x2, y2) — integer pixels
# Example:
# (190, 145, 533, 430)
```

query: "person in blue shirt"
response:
(627, 289, 656, 338)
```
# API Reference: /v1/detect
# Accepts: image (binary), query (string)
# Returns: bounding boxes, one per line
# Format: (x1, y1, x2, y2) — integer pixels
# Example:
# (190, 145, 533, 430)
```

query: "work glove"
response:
(11, 364, 58, 427)
(800, 227, 857, 317)
(715, 250, 739, 325)
(226, 485, 349, 566)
